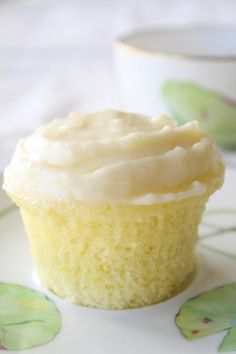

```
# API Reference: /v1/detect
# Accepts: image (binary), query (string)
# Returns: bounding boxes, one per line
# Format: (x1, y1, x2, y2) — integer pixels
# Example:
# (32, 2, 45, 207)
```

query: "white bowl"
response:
(115, 27, 236, 148)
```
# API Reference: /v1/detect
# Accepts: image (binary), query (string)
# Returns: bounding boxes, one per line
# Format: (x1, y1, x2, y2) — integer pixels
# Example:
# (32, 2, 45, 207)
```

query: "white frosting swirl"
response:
(3, 109, 224, 205)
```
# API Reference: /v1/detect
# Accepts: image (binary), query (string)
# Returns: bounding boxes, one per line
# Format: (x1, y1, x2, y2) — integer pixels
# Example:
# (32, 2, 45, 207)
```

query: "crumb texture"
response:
(18, 192, 211, 310)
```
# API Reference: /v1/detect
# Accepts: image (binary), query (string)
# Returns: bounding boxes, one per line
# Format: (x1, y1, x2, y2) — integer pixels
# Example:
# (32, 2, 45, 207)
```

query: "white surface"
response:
(1, 0, 236, 170)
(0, 161, 236, 353)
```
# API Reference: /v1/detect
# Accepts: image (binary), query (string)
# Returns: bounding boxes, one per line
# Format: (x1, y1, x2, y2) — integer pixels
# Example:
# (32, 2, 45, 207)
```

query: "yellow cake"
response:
(3, 109, 224, 309)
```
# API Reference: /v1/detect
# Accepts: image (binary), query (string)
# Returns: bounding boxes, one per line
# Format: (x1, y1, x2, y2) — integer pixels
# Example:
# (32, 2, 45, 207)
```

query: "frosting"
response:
(3, 109, 224, 205)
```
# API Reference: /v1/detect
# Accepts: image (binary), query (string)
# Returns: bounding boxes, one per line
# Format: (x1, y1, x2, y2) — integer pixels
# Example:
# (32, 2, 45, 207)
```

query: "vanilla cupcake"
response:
(3, 109, 224, 309)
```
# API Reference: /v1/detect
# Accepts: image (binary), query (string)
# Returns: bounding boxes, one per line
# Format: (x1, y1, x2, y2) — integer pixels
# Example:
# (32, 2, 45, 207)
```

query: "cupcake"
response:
(3, 109, 224, 309)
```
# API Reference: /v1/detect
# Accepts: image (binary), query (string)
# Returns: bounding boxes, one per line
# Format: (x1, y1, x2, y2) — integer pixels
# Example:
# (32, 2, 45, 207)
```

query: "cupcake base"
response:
(16, 190, 213, 310)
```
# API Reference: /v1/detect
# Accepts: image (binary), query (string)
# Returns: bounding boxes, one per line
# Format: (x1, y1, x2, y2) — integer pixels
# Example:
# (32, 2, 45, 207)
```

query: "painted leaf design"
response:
(198, 208, 236, 264)
(202, 209, 236, 232)
(0, 283, 61, 350)
(176, 283, 236, 352)
(220, 326, 236, 352)
(162, 79, 236, 148)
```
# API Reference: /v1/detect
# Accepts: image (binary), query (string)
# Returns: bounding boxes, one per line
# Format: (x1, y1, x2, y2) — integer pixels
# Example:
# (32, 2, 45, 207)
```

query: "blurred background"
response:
(1, 0, 236, 169)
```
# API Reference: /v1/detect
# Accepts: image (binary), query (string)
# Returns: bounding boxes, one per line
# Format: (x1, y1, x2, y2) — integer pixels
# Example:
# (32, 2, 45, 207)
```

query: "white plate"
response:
(0, 157, 236, 354)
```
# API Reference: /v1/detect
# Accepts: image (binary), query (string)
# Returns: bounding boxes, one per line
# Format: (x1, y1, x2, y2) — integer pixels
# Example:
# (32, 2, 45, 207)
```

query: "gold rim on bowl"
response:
(116, 26, 236, 62)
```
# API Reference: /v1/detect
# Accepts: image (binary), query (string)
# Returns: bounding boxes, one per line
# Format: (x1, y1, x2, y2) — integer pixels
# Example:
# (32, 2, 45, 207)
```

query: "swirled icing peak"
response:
(3, 109, 224, 204)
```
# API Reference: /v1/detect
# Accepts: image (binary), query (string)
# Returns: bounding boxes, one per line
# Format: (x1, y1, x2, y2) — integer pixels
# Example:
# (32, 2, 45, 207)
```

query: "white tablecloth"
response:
(1, 0, 236, 170)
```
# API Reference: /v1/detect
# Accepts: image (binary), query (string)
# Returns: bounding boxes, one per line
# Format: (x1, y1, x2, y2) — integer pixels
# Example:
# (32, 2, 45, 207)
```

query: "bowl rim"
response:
(116, 25, 236, 62)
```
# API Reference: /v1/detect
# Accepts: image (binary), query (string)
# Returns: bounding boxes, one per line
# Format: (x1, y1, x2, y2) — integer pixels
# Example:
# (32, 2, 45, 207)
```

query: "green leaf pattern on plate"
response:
(176, 208, 236, 352)
(176, 284, 236, 352)
(220, 326, 236, 352)
(0, 283, 61, 350)
(199, 209, 236, 260)
(162, 79, 236, 148)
